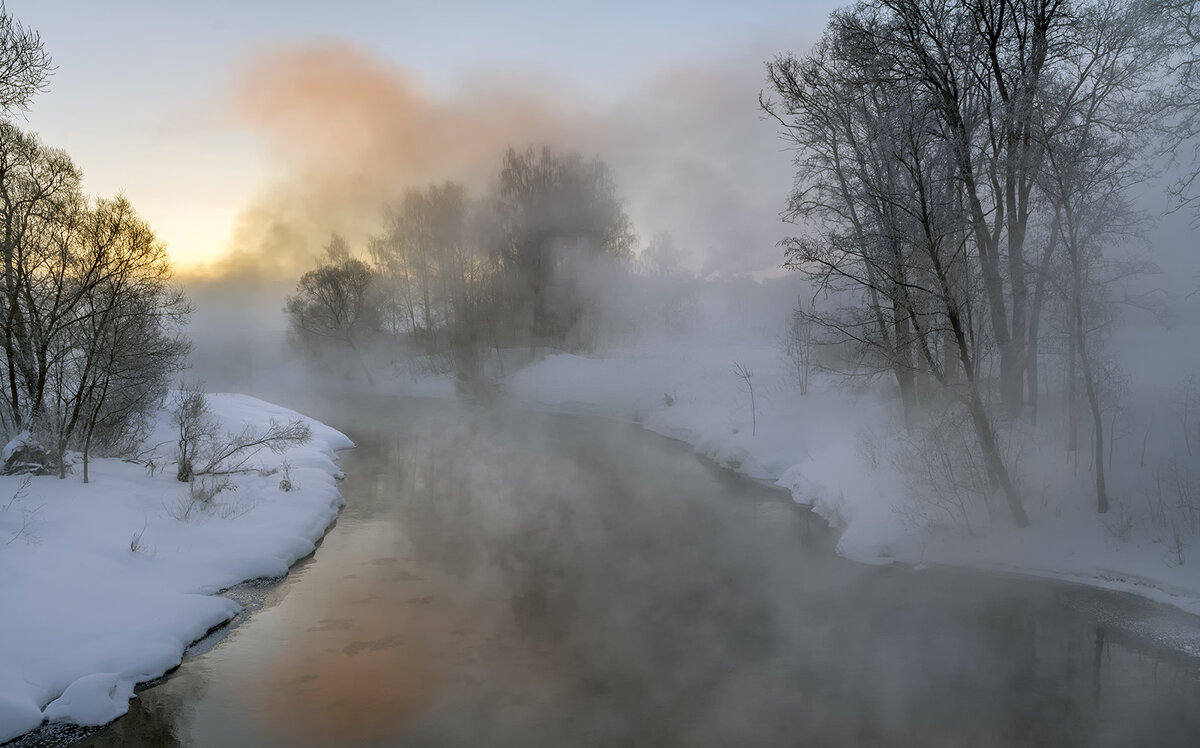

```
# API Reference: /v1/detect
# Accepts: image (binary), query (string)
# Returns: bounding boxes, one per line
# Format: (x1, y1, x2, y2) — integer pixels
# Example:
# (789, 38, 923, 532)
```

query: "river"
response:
(63, 394, 1200, 747)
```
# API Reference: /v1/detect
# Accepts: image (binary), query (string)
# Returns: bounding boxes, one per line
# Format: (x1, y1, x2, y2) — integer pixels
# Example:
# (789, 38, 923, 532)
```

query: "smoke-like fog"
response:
(78, 398, 1200, 747)
(180, 40, 802, 393)
(194, 41, 793, 282)
(214, 43, 567, 278)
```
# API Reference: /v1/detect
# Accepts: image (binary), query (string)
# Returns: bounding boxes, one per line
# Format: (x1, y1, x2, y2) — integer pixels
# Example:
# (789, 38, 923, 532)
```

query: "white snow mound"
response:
(42, 673, 135, 726)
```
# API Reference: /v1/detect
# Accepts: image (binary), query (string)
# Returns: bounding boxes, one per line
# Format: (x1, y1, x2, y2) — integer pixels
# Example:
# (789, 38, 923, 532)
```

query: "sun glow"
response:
(147, 206, 239, 275)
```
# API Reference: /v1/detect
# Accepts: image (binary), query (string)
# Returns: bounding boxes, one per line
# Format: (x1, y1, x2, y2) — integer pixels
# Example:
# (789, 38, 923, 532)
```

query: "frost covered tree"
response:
(765, 10, 1031, 525)
(1160, 0, 1200, 215)
(764, 0, 1175, 523)
(1033, 0, 1170, 511)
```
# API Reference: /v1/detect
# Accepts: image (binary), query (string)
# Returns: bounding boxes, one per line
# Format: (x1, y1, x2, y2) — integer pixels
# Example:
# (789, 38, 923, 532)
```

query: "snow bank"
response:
(0, 394, 351, 743)
(507, 340, 1200, 618)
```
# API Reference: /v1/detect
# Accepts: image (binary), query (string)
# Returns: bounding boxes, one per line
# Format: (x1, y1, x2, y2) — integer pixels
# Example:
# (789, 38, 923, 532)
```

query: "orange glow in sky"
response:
(8, 0, 839, 277)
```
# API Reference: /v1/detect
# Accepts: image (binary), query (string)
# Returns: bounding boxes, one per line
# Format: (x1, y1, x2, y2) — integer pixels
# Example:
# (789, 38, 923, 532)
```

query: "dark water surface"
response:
(69, 395, 1200, 747)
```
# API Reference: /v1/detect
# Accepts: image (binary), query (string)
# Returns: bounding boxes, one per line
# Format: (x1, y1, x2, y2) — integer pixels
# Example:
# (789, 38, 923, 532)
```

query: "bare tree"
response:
(1159, 0, 1200, 216)
(765, 13, 1032, 526)
(40, 197, 190, 479)
(764, 0, 1173, 523)
(1036, 0, 1169, 512)
(286, 233, 380, 383)
(294, 150, 638, 383)
(192, 419, 311, 478)
(0, 121, 81, 437)
(171, 384, 310, 485)
(171, 383, 214, 483)
(733, 362, 757, 436)
(370, 182, 492, 357)
(0, 4, 52, 114)
(783, 295, 813, 395)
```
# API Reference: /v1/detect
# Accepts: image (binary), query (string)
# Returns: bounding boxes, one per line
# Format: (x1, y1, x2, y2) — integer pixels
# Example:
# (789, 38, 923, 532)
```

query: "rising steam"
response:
(193, 40, 790, 281)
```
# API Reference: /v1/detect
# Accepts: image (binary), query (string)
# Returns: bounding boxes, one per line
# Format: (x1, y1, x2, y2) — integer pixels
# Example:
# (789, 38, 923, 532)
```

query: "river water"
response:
(66, 395, 1200, 747)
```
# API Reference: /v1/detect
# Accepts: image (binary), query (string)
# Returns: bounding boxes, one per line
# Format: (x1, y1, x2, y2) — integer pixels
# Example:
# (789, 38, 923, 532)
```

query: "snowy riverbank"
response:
(501, 340, 1200, 624)
(0, 394, 351, 744)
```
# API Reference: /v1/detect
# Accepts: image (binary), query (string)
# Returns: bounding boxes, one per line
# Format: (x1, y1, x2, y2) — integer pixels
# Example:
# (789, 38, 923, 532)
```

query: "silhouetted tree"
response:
(286, 233, 380, 382)
(0, 121, 81, 437)
(370, 182, 490, 353)
(0, 15, 190, 477)
(493, 146, 635, 348)
(48, 197, 191, 480)
(0, 5, 52, 114)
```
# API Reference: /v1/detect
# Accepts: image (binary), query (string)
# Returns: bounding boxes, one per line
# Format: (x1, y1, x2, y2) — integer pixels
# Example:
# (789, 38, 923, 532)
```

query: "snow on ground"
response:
(505, 338, 1200, 620)
(0, 394, 351, 744)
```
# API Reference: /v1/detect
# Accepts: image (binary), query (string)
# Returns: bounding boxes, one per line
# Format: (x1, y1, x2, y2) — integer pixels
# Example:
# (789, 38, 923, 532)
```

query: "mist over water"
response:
(96, 6, 1200, 746)
(7, 2, 1200, 746)
(71, 397, 1200, 747)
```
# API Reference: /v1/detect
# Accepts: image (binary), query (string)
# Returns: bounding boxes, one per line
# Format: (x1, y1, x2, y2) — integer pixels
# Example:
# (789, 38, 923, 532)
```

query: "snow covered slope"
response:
(507, 341, 1200, 624)
(0, 394, 351, 743)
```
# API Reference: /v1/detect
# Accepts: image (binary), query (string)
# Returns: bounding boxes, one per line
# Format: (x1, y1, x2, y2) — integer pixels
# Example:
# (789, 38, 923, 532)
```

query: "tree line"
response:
(763, 0, 1197, 525)
(287, 146, 636, 377)
(0, 10, 189, 479)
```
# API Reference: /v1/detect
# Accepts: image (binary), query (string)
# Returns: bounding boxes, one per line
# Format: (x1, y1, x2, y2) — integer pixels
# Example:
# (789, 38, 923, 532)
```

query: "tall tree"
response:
(47, 197, 190, 480)
(0, 122, 82, 435)
(765, 0, 1172, 522)
(1034, 0, 1168, 511)
(494, 146, 635, 348)
(0, 12, 190, 476)
(864, 0, 1074, 416)
(766, 16, 1030, 525)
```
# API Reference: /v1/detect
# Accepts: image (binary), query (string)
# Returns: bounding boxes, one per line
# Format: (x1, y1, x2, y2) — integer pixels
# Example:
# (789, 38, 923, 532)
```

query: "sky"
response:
(7, 1, 842, 276)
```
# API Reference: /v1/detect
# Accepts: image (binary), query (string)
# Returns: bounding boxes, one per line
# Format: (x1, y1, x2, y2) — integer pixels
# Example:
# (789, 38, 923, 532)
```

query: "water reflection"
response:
(74, 398, 1200, 747)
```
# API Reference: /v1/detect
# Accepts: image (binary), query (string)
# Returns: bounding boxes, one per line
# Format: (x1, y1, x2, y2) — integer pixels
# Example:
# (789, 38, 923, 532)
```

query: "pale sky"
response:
(8, 1, 841, 273)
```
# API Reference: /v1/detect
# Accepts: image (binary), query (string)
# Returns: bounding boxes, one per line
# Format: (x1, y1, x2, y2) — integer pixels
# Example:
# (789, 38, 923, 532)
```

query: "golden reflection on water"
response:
(249, 541, 569, 747)
(254, 575, 449, 744)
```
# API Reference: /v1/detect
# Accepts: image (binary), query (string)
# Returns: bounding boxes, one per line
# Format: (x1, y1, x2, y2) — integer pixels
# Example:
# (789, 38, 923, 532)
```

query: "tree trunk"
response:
(1067, 303, 1078, 455)
(1076, 306, 1108, 513)
(1006, 216, 1030, 418)
(1068, 226, 1109, 514)
(1027, 331, 1041, 426)
(965, 385, 1029, 526)
(82, 424, 93, 484)
(945, 296, 1029, 527)
(1027, 222, 1059, 426)
(894, 306, 917, 430)
(944, 328, 959, 386)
